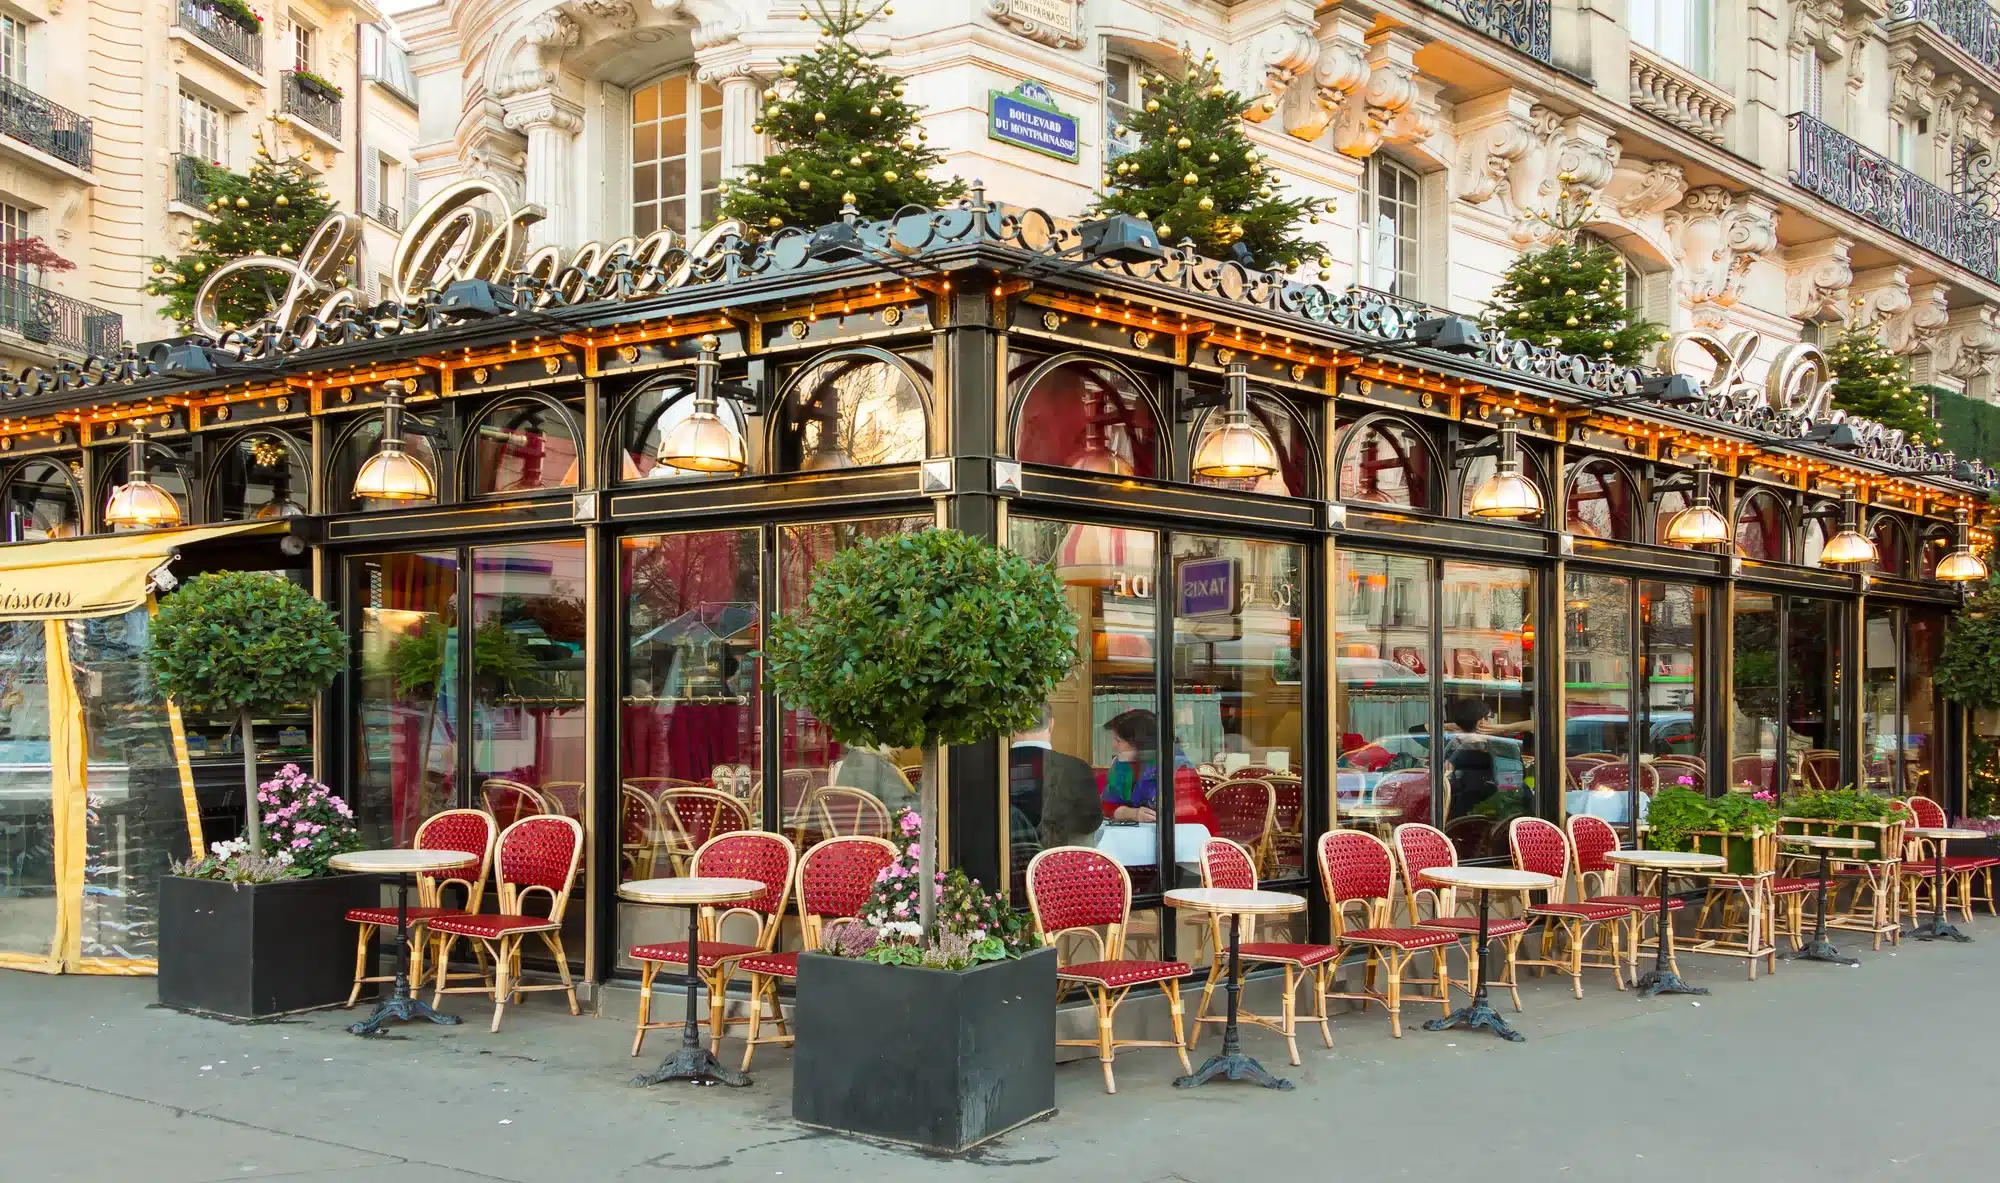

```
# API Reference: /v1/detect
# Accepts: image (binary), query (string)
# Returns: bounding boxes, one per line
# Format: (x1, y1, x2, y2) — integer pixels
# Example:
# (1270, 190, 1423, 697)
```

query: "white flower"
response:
(881, 921, 922, 938)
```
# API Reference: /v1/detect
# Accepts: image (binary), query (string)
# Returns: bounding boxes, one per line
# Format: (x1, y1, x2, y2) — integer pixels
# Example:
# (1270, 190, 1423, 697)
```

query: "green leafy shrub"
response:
(1707, 791, 1779, 836)
(1645, 787, 1711, 852)
(1784, 788, 1902, 823)
(1937, 587, 2000, 710)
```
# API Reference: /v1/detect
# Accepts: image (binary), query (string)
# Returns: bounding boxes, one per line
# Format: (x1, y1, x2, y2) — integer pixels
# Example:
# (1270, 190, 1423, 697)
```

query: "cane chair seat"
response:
(1417, 915, 1532, 938)
(1236, 941, 1341, 967)
(427, 913, 562, 939)
(1340, 926, 1461, 951)
(1713, 876, 1817, 895)
(1942, 855, 2000, 870)
(1590, 894, 1688, 912)
(346, 905, 455, 927)
(1524, 900, 1631, 922)
(736, 950, 799, 978)
(1058, 959, 1193, 988)
(630, 940, 760, 968)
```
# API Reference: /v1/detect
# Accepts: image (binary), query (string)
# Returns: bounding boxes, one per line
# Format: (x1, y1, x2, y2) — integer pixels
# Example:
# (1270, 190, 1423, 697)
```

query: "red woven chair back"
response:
(1907, 795, 1947, 828)
(538, 782, 584, 818)
(1317, 829, 1393, 908)
(1509, 816, 1570, 883)
(494, 815, 582, 922)
(1270, 778, 1304, 830)
(482, 780, 545, 828)
(1026, 847, 1129, 934)
(1208, 779, 1274, 846)
(1377, 769, 1431, 825)
(1653, 758, 1704, 794)
(1567, 814, 1620, 874)
(692, 831, 797, 916)
(1729, 755, 1779, 793)
(1199, 837, 1257, 891)
(415, 808, 496, 906)
(620, 786, 656, 846)
(1565, 755, 1611, 786)
(1392, 822, 1458, 885)
(661, 788, 751, 848)
(799, 836, 897, 919)
(1581, 762, 1632, 793)
(1228, 765, 1272, 780)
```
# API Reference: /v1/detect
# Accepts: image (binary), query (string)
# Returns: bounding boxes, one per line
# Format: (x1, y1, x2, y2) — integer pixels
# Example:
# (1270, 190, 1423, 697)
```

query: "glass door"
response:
(349, 551, 460, 847)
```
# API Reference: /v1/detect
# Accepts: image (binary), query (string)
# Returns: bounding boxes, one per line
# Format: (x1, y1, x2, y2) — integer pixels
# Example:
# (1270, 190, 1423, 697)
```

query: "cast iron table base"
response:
(1423, 886, 1524, 1043)
(1175, 912, 1292, 1090)
(1634, 865, 1708, 999)
(350, 871, 461, 1035)
(1911, 837, 1971, 943)
(632, 901, 749, 1088)
(1783, 847, 1861, 967)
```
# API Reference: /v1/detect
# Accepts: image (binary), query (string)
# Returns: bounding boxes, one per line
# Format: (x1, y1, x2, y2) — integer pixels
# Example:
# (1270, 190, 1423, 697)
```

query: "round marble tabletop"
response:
(1163, 887, 1305, 916)
(618, 876, 766, 906)
(1342, 804, 1404, 820)
(1906, 827, 1989, 842)
(1778, 834, 1874, 851)
(1603, 850, 1726, 872)
(330, 849, 478, 875)
(1420, 866, 1554, 892)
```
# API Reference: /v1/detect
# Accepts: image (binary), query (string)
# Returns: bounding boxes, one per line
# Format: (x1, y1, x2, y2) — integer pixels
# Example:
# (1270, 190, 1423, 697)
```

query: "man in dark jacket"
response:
(1008, 704, 1102, 893)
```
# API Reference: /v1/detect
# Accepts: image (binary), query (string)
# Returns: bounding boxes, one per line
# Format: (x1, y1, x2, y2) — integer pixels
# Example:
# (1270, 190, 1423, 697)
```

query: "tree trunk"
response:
(240, 706, 262, 853)
(919, 741, 938, 939)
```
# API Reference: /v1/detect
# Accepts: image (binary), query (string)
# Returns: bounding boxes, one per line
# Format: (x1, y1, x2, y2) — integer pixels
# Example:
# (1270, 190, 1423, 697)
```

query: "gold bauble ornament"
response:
(1177, 136, 1192, 149)
(1146, 99, 1159, 112)
(768, 216, 784, 227)
(275, 194, 288, 206)
(842, 190, 856, 203)
(783, 63, 798, 77)
(868, 105, 881, 116)
(882, 170, 898, 182)
(764, 87, 778, 100)
(1564, 288, 1576, 296)
(193, 261, 207, 273)
(1183, 171, 1198, 184)
(1157, 223, 1171, 236)
(893, 84, 905, 96)
(752, 123, 765, 134)
(1198, 195, 1214, 210)
(767, 104, 782, 117)
(1208, 152, 1219, 163)
(1603, 338, 1615, 349)
(779, 164, 793, 176)
(151, 263, 164, 274)
(1318, 269, 1331, 281)
(861, 150, 873, 161)
(849, 154, 864, 166)
(1257, 187, 1272, 198)
(279, 242, 292, 252)
(1566, 316, 1579, 327)
(799, 180, 811, 190)
(1209, 84, 1225, 96)
(814, 111, 826, 123)
(235, 196, 250, 208)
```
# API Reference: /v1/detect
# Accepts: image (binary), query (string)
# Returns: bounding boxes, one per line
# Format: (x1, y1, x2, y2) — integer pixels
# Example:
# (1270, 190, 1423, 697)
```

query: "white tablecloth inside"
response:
(1565, 789, 1650, 825)
(1095, 822, 1213, 867)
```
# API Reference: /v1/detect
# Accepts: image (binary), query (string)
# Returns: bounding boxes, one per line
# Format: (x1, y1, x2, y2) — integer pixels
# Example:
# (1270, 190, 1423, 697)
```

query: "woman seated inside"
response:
(1099, 709, 1215, 829)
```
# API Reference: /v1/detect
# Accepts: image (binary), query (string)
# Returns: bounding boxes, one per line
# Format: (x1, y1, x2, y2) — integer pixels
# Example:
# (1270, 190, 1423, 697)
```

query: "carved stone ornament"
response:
(1237, 21, 1321, 125)
(566, 0, 636, 28)
(1664, 186, 1779, 312)
(1939, 304, 2000, 383)
(495, 11, 579, 100)
(1331, 31, 1438, 158)
(1286, 27, 1368, 142)
(1854, 267, 1952, 356)
(984, 0, 1082, 50)
(1784, 237, 1854, 324)
(1603, 158, 1687, 218)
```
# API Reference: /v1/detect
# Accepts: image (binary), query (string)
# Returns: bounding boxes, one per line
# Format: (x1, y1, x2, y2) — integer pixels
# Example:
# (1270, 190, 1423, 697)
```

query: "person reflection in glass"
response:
(1101, 709, 1191, 823)
(1010, 704, 1102, 849)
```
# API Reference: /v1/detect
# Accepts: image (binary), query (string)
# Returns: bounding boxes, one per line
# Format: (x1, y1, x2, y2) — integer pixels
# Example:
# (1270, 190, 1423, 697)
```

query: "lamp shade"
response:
(656, 404, 747, 473)
(253, 497, 306, 519)
(104, 479, 182, 529)
(1664, 500, 1730, 547)
(352, 440, 435, 501)
(1467, 467, 1544, 519)
(1191, 409, 1278, 479)
(1818, 526, 1877, 566)
(1936, 546, 1989, 582)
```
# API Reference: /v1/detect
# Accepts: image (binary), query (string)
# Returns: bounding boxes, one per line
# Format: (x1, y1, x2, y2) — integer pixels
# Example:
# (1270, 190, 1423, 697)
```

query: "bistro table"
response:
(1603, 849, 1724, 998)
(330, 848, 479, 1037)
(620, 876, 767, 1087)
(1905, 826, 1986, 943)
(1778, 834, 1874, 967)
(1163, 887, 1305, 1090)
(1417, 866, 1553, 1043)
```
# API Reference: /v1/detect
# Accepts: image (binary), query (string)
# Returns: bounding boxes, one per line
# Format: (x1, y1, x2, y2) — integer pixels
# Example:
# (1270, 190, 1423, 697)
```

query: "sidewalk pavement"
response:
(3, 918, 1996, 1183)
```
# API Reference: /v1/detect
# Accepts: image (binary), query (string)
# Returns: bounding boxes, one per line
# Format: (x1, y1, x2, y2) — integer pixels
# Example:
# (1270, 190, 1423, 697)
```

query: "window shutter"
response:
(362, 150, 379, 216)
(406, 166, 419, 219)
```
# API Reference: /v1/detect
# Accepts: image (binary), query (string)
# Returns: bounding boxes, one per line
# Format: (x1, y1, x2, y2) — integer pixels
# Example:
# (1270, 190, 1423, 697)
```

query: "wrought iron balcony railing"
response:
(282, 71, 341, 139)
(0, 77, 92, 171)
(1892, 0, 2000, 80)
(174, 0, 263, 73)
(371, 203, 400, 230)
(174, 154, 209, 208)
(1789, 111, 2000, 282)
(1420, 0, 1553, 65)
(0, 274, 122, 356)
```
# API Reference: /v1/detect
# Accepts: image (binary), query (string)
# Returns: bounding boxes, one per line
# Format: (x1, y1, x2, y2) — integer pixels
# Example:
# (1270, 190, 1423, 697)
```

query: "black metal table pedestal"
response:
(1911, 838, 1971, 943)
(1633, 865, 1707, 999)
(633, 901, 749, 1087)
(1176, 911, 1292, 1089)
(350, 872, 462, 1036)
(1783, 848, 1860, 967)
(1424, 888, 1522, 1043)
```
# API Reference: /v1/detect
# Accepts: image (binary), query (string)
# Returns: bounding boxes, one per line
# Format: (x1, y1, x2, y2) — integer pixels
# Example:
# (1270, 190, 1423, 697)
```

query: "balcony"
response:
(174, 154, 210, 209)
(1890, 0, 2000, 81)
(173, 0, 263, 74)
(281, 71, 341, 140)
(371, 202, 400, 230)
(1789, 112, 2000, 282)
(0, 274, 122, 357)
(1419, 0, 1553, 65)
(0, 77, 92, 172)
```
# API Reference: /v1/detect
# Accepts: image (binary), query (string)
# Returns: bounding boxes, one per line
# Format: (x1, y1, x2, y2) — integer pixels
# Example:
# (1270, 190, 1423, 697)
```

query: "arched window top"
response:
(469, 396, 579, 496)
(1870, 514, 1909, 576)
(614, 378, 751, 484)
(2, 458, 79, 541)
(1191, 389, 1312, 497)
(1800, 501, 1837, 567)
(774, 349, 930, 472)
(1457, 429, 1549, 525)
(1920, 524, 1955, 579)
(96, 438, 190, 533)
(1652, 488, 1689, 547)
(333, 413, 441, 513)
(1734, 489, 1790, 562)
(1564, 457, 1636, 539)
(211, 430, 309, 521)
(1337, 416, 1436, 511)
(1013, 357, 1160, 478)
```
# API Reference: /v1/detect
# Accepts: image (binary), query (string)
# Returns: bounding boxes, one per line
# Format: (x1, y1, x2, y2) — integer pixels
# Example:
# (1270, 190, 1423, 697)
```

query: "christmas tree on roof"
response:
(1480, 177, 1664, 366)
(1827, 322, 1937, 446)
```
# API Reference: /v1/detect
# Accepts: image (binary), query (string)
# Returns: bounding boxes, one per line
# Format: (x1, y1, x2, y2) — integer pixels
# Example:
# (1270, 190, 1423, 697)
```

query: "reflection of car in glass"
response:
(1339, 732, 1526, 791)
(1564, 712, 1696, 757)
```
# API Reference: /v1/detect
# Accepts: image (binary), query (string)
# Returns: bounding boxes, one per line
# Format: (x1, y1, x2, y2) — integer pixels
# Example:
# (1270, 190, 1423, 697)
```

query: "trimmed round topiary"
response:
(148, 571, 347, 851)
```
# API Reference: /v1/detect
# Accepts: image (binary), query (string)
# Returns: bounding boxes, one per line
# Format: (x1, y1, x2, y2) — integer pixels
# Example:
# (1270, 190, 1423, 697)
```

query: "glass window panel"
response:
(700, 146, 722, 190)
(1785, 597, 1844, 801)
(1564, 573, 1637, 824)
(631, 122, 657, 163)
(1729, 590, 1782, 795)
(0, 621, 54, 961)
(1735, 491, 1789, 562)
(1863, 604, 1898, 794)
(1338, 420, 1434, 510)
(1013, 360, 1160, 478)
(2, 460, 79, 540)
(471, 399, 580, 494)
(1565, 459, 1634, 539)
(1008, 516, 1164, 904)
(1335, 552, 1434, 831)
(1192, 392, 1308, 496)
(1172, 535, 1304, 880)
(336, 415, 440, 513)
(618, 381, 749, 482)
(1440, 562, 1535, 858)
(632, 81, 659, 124)
(776, 354, 929, 471)
(1639, 581, 1705, 762)
(1653, 490, 1689, 546)
(1870, 517, 1909, 577)
(633, 204, 657, 237)
(632, 164, 658, 206)
(210, 432, 308, 521)
(1905, 610, 1942, 805)
(350, 552, 460, 846)
(1459, 433, 1547, 525)
(659, 156, 687, 203)
(658, 78, 688, 119)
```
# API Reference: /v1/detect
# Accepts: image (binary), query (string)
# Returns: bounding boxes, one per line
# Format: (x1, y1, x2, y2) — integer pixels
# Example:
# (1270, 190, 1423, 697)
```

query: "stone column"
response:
(503, 89, 585, 250)
(713, 70, 765, 179)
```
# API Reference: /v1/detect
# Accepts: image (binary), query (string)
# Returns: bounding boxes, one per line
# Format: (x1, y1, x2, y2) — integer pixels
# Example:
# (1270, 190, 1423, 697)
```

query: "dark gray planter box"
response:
(792, 945, 1057, 1153)
(158, 873, 378, 1019)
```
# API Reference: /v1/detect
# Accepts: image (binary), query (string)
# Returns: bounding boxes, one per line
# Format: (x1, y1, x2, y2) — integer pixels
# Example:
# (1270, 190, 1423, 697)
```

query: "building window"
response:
(1633, 0, 1712, 77)
(0, 202, 25, 281)
(0, 16, 26, 86)
(180, 92, 225, 165)
(1012, 358, 1160, 479)
(631, 73, 723, 237)
(1337, 418, 1436, 511)
(1105, 54, 1147, 159)
(1795, 48, 1824, 118)
(1358, 156, 1419, 298)
(292, 19, 316, 73)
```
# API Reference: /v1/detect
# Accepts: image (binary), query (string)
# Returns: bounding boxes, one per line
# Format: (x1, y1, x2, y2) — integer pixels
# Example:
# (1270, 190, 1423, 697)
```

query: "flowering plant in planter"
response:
(826, 810, 1037, 969)
(171, 765, 363, 881)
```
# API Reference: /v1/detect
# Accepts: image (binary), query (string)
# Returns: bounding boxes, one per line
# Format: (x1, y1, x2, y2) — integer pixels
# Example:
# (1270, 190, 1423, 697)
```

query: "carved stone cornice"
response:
(983, 0, 1082, 49)
(495, 10, 579, 100)
(1785, 237, 1854, 324)
(1287, 15, 1369, 143)
(1854, 266, 1952, 355)
(1664, 186, 1779, 314)
(1603, 158, 1687, 218)
(1454, 97, 1618, 246)
(1939, 304, 2000, 382)
(1330, 30, 1437, 158)
(1237, 19, 1321, 125)
(501, 88, 585, 136)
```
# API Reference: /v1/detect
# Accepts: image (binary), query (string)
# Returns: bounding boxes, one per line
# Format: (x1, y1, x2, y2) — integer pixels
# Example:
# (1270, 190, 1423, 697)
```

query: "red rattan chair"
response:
(1728, 755, 1780, 793)
(1315, 829, 1457, 1037)
(1507, 817, 1629, 997)
(811, 786, 892, 839)
(1206, 779, 1277, 874)
(1802, 750, 1842, 791)
(629, 831, 798, 1060)
(1191, 838, 1336, 1065)
(1392, 822, 1528, 1010)
(657, 788, 753, 875)
(1651, 758, 1705, 794)
(480, 778, 547, 827)
(1566, 813, 1686, 979)
(344, 808, 496, 1006)
(426, 814, 583, 1032)
(1026, 846, 1192, 1094)
(736, 836, 897, 1071)
(1907, 794, 1999, 917)
(1267, 776, 1305, 876)
(538, 781, 584, 818)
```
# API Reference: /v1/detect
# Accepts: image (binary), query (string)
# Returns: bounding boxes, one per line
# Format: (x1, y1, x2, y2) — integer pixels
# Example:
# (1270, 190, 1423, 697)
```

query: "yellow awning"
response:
(0, 522, 289, 620)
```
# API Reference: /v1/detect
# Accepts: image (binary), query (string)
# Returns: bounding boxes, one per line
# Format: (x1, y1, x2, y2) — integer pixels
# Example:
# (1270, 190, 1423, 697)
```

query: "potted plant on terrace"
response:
(149, 571, 365, 1018)
(1643, 787, 1780, 875)
(764, 527, 1075, 1153)
(1781, 787, 1906, 861)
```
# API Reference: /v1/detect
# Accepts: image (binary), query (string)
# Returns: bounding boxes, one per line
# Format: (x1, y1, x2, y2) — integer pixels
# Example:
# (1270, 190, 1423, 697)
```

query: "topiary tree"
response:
(148, 571, 348, 852)
(764, 529, 1076, 935)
